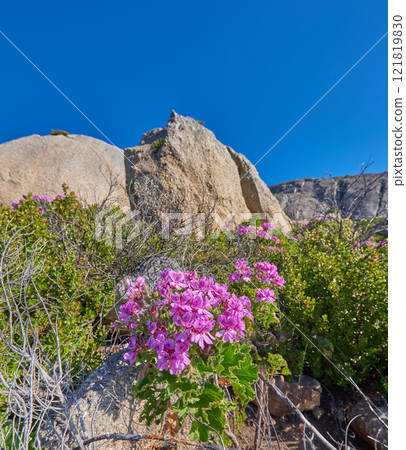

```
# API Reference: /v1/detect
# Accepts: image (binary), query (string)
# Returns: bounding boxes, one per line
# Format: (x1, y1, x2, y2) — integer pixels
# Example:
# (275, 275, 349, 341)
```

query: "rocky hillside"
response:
(0, 112, 292, 233)
(269, 172, 388, 222)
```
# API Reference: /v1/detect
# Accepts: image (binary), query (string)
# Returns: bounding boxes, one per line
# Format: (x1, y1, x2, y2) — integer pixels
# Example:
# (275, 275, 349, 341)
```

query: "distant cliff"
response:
(269, 173, 388, 223)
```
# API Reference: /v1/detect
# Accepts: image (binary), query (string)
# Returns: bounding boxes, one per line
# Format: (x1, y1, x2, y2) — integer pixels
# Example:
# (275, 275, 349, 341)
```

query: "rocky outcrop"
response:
(269, 173, 388, 222)
(125, 112, 292, 234)
(0, 134, 130, 210)
(0, 115, 292, 233)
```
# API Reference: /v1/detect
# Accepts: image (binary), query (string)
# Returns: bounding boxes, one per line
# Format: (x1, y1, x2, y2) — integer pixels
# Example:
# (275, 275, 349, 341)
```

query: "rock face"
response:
(0, 134, 130, 210)
(266, 376, 322, 417)
(269, 173, 388, 222)
(124, 111, 292, 234)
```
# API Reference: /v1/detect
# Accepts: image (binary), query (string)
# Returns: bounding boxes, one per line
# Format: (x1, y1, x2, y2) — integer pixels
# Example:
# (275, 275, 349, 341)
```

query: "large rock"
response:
(267, 376, 322, 417)
(269, 173, 388, 223)
(39, 350, 156, 449)
(125, 112, 292, 234)
(227, 147, 291, 234)
(0, 134, 130, 210)
(39, 350, 190, 449)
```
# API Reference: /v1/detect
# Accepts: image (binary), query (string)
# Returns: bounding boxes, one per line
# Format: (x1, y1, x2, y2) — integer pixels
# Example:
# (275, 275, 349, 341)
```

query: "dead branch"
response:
(71, 432, 221, 449)
(259, 374, 337, 450)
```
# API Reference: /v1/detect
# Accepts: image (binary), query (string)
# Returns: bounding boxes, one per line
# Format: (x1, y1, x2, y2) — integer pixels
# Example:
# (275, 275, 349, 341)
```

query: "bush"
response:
(179, 219, 387, 392)
(151, 138, 164, 151)
(50, 129, 69, 136)
(278, 219, 388, 390)
(111, 259, 286, 445)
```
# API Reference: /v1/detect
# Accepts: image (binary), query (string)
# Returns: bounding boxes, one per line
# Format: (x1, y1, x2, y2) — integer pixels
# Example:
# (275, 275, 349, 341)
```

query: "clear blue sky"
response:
(0, 1, 387, 185)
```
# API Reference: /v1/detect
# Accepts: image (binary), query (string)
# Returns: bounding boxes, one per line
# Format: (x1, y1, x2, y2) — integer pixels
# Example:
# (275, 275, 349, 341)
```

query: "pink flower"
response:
(156, 336, 191, 374)
(169, 291, 192, 323)
(262, 222, 275, 230)
(229, 259, 252, 284)
(257, 229, 271, 239)
(123, 335, 145, 364)
(216, 312, 245, 343)
(226, 294, 253, 321)
(236, 225, 256, 236)
(126, 277, 146, 301)
(115, 299, 141, 327)
(256, 288, 276, 303)
(190, 317, 215, 349)
(254, 262, 285, 286)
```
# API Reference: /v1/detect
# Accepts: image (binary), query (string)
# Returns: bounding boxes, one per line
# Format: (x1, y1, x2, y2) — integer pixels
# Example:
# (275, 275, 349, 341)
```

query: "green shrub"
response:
(0, 188, 117, 389)
(278, 219, 387, 390)
(50, 129, 69, 136)
(151, 138, 164, 151)
(183, 219, 387, 392)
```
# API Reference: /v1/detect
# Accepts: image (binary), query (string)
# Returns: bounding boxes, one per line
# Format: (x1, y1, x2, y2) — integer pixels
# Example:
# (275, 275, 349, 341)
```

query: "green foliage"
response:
(184, 218, 387, 392)
(151, 138, 164, 151)
(0, 188, 117, 386)
(134, 341, 257, 444)
(0, 189, 388, 444)
(50, 129, 69, 136)
(277, 220, 387, 389)
(0, 411, 40, 450)
(192, 118, 205, 125)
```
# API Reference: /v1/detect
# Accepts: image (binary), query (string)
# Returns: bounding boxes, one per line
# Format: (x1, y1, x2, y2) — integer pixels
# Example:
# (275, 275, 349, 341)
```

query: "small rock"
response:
(348, 400, 388, 450)
(312, 406, 324, 420)
(267, 375, 322, 417)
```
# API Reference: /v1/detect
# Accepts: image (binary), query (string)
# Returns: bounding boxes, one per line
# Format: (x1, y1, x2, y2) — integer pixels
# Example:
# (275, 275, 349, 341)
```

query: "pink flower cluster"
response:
(229, 259, 252, 283)
(11, 194, 65, 212)
(236, 225, 256, 236)
(113, 268, 260, 375)
(229, 259, 285, 288)
(266, 246, 284, 253)
(354, 236, 387, 250)
(254, 261, 286, 286)
(256, 287, 276, 303)
(235, 222, 276, 240)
